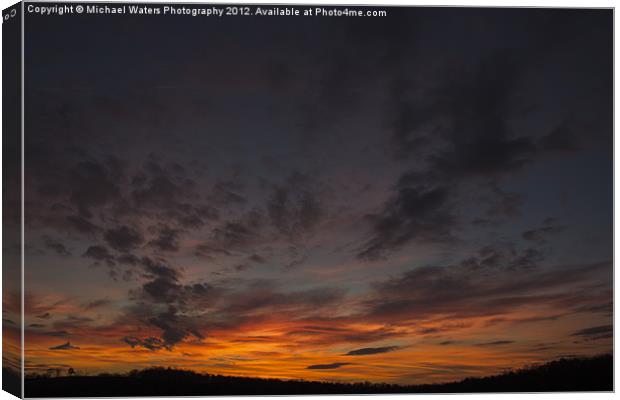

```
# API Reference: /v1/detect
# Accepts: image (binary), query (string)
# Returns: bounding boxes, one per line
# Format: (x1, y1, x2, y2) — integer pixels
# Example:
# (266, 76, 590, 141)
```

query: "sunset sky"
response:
(8, 6, 612, 385)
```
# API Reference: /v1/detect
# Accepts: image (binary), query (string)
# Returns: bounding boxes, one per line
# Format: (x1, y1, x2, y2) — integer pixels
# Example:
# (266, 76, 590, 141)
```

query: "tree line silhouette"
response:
(20, 353, 612, 397)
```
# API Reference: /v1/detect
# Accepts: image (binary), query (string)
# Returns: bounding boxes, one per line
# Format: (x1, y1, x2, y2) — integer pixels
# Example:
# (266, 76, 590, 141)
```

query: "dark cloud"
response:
(65, 215, 101, 235)
(344, 346, 400, 356)
(120, 279, 348, 348)
(358, 185, 454, 260)
(44, 237, 71, 256)
(147, 306, 204, 348)
(539, 121, 580, 152)
(222, 282, 345, 316)
(141, 277, 180, 304)
(361, 47, 586, 259)
(55, 315, 95, 329)
(83, 299, 110, 310)
(49, 341, 79, 350)
(267, 172, 324, 239)
(148, 224, 181, 252)
(43, 330, 70, 338)
(485, 313, 565, 326)
(248, 254, 266, 264)
(460, 245, 544, 272)
(121, 257, 224, 349)
(476, 340, 514, 347)
(194, 244, 232, 260)
(306, 363, 351, 370)
(131, 161, 189, 208)
(25, 150, 215, 237)
(129, 157, 215, 229)
(285, 325, 400, 346)
(123, 336, 169, 351)
(485, 185, 524, 217)
(68, 160, 122, 218)
(573, 302, 613, 315)
(428, 52, 537, 178)
(233, 254, 267, 272)
(138, 257, 183, 304)
(363, 257, 610, 324)
(209, 210, 263, 251)
(116, 253, 141, 266)
(82, 245, 115, 266)
(522, 225, 565, 243)
(418, 327, 440, 335)
(570, 325, 612, 339)
(210, 180, 247, 205)
(216, 221, 251, 248)
(140, 256, 178, 280)
(123, 301, 208, 349)
(104, 225, 144, 253)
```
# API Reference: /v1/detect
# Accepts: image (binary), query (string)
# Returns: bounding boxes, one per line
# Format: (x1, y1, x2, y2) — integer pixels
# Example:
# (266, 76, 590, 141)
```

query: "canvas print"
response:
(2, 2, 613, 397)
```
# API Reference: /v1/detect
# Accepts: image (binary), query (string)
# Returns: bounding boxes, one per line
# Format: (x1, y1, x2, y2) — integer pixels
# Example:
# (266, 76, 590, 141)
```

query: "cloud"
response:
(358, 185, 455, 260)
(25, 151, 214, 240)
(43, 330, 70, 338)
(221, 282, 345, 316)
(570, 325, 613, 340)
(116, 253, 140, 266)
(65, 215, 101, 235)
(194, 244, 232, 260)
(148, 224, 181, 252)
(267, 172, 324, 239)
(123, 257, 223, 349)
(362, 257, 611, 324)
(147, 307, 204, 348)
(485, 184, 524, 217)
(123, 336, 169, 351)
(248, 254, 266, 264)
(476, 340, 515, 347)
(83, 245, 115, 266)
(121, 266, 347, 351)
(104, 225, 144, 252)
(284, 325, 400, 347)
(460, 245, 544, 272)
(522, 225, 565, 243)
(49, 341, 80, 350)
(83, 299, 110, 310)
(129, 157, 216, 229)
(137, 257, 186, 304)
(344, 346, 400, 356)
(360, 49, 582, 260)
(485, 313, 566, 326)
(306, 363, 351, 370)
(539, 121, 580, 152)
(123, 303, 207, 350)
(209, 180, 247, 205)
(425, 52, 537, 179)
(68, 159, 122, 218)
(44, 237, 71, 256)
(209, 210, 263, 251)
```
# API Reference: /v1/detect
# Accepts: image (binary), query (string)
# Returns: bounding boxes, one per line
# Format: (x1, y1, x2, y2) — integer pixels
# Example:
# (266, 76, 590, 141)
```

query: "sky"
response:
(6, 6, 613, 385)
